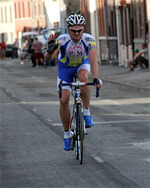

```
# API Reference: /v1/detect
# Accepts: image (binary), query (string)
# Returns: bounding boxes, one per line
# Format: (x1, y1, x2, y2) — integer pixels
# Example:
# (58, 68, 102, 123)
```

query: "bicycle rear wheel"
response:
(76, 104, 84, 164)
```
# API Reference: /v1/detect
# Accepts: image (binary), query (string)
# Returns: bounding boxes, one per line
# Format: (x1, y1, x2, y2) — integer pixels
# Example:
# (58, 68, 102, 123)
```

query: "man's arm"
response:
(45, 50, 58, 63)
(89, 48, 98, 79)
(134, 50, 146, 60)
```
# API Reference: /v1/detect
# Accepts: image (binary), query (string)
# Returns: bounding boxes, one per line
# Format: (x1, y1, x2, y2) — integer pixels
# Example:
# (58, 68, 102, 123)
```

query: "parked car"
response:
(41, 27, 67, 41)
(21, 31, 38, 44)
(5, 44, 16, 58)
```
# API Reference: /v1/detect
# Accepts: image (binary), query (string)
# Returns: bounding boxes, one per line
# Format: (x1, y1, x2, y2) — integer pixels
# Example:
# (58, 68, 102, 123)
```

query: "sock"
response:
(64, 130, 72, 138)
(83, 108, 90, 116)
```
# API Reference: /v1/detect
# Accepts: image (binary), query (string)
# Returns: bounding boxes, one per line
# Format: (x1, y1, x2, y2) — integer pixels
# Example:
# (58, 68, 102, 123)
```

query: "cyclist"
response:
(45, 14, 102, 151)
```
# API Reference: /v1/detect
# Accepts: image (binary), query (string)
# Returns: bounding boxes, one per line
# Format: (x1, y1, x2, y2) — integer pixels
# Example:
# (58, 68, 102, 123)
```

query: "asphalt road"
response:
(0, 59, 150, 188)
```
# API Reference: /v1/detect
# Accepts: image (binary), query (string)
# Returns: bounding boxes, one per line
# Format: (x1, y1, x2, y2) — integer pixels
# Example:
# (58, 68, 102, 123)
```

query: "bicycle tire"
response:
(69, 115, 75, 150)
(76, 104, 84, 164)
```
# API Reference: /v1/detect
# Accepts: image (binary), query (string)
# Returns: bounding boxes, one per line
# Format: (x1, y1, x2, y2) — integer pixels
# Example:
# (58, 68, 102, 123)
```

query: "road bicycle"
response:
(59, 76, 99, 164)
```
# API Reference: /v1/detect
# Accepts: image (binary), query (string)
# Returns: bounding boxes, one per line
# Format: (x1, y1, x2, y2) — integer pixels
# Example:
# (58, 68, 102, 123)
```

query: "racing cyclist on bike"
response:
(45, 14, 102, 151)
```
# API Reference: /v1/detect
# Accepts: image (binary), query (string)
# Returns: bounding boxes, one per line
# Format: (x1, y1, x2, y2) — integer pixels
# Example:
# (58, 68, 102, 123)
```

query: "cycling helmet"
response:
(66, 14, 86, 26)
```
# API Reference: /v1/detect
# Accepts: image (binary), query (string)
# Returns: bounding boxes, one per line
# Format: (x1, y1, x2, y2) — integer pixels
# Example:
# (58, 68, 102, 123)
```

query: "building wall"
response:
(80, 0, 91, 34)
(117, 0, 148, 66)
(0, 0, 15, 44)
(147, 0, 150, 61)
(96, 0, 118, 64)
(45, 0, 66, 29)
(14, 0, 46, 37)
(31, 0, 46, 31)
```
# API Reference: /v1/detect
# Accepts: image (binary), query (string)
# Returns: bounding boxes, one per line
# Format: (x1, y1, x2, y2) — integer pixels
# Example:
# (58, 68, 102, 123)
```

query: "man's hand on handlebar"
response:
(93, 78, 103, 88)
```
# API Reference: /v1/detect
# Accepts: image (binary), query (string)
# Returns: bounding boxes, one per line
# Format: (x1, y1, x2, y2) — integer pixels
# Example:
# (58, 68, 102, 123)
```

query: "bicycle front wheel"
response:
(76, 104, 84, 164)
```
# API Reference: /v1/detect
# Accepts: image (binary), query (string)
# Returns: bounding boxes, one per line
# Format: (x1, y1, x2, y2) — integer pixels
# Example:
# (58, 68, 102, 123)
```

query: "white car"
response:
(41, 27, 67, 41)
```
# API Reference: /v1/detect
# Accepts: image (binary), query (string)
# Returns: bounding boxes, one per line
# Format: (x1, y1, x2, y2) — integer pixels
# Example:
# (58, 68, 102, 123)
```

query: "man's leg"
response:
(59, 89, 73, 150)
(36, 59, 39, 67)
(78, 69, 93, 127)
(78, 69, 90, 108)
(138, 56, 149, 68)
(59, 89, 70, 131)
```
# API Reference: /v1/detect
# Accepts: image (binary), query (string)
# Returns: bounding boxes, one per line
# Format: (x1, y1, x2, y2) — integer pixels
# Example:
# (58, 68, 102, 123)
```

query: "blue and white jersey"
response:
(56, 33, 97, 82)
(56, 33, 96, 66)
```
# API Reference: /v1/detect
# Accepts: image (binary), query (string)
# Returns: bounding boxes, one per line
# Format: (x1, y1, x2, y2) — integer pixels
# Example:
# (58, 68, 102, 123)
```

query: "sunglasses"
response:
(69, 27, 84, 33)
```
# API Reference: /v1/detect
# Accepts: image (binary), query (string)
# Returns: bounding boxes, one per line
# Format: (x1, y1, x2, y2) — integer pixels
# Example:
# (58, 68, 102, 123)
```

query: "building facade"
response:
(80, 0, 149, 66)
(0, 0, 149, 65)
(45, 0, 66, 29)
(0, 0, 46, 46)
(14, 0, 46, 46)
(0, 0, 15, 43)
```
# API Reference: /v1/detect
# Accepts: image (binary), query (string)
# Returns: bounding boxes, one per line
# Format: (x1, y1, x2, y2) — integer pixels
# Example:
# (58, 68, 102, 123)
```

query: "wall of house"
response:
(0, 0, 15, 44)
(14, 0, 46, 36)
(147, 0, 150, 61)
(117, 0, 148, 66)
(45, 0, 66, 29)
(96, 0, 118, 64)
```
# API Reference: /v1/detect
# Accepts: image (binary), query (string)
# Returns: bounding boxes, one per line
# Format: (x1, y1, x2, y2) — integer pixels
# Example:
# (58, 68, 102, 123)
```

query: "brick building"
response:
(117, 0, 148, 66)
(14, 0, 46, 39)
(0, 0, 15, 43)
(80, 0, 149, 66)
(0, 0, 149, 65)
(80, 0, 118, 64)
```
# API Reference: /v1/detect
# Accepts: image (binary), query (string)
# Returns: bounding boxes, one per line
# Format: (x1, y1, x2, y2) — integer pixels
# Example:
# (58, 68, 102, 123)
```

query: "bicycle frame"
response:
(59, 79, 99, 164)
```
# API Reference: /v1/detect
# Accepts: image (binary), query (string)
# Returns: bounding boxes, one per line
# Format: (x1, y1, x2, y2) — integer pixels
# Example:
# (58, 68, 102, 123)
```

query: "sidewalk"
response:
(98, 64, 150, 92)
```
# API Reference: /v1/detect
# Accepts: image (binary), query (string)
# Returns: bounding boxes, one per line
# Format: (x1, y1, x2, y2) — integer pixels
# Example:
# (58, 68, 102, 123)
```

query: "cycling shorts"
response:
(57, 64, 90, 91)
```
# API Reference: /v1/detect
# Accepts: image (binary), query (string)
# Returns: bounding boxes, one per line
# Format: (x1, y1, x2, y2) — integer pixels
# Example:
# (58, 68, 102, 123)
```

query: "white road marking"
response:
(94, 119, 150, 125)
(52, 123, 62, 126)
(51, 119, 149, 127)
(3, 97, 150, 106)
(92, 155, 104, 163)
(90, 98, 150, 105)
(32, 108, 37, 112)
(145, 158, 150, 164)
(46, 119, 52, 123)
(131, 140, 150, 150)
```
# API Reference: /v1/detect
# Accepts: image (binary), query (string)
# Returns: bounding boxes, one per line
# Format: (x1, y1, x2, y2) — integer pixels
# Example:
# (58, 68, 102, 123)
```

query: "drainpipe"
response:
(115, 0, 121, 65)
(31, 0, 34, 31)
(104, 0, 109, 63)
(130, 0, 134, 56)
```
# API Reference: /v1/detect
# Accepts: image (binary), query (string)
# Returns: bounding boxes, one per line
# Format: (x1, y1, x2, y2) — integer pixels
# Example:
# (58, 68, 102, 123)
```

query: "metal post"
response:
(115, 0, 121, 65)
(130, 0, 134, 56)
(104, 0, 109, 63)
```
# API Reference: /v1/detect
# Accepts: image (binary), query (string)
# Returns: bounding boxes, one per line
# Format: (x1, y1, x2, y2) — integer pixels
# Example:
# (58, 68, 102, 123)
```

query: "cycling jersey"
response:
(56, 33, 96, 82)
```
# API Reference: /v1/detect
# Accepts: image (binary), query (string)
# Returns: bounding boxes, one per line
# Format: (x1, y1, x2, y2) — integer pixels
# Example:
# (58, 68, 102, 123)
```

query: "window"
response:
(18, 3, 21, 18)
(39, 3, 41, 16)
(10, 6, 12, 22)
(34, 3, 37, 17)
(22, 2, 25, 17)
(14, 3, 17, 18)
(28, 1, 30, 17)
(5, 7, 7, 22)
(1, 7, 3, 22)
(53, 22, 59, 27)
(43, 2, 46, 15)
